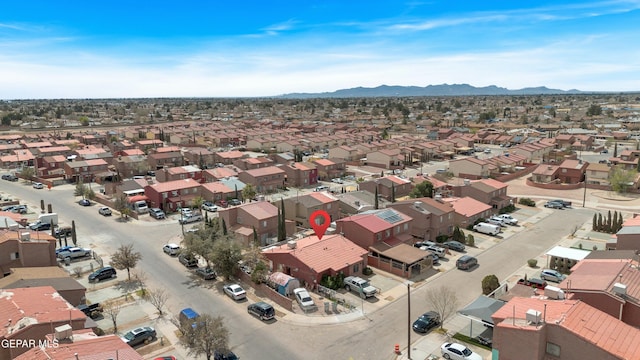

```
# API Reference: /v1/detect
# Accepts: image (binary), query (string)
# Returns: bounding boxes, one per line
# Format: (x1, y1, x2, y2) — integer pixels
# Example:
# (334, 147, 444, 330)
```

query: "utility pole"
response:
(583, 173, 587, 207)
(407, 282, 411, 360)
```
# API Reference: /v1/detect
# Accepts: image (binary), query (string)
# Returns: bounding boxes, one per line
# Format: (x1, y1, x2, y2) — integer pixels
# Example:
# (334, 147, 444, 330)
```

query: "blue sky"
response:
(1, 1, 639, 99)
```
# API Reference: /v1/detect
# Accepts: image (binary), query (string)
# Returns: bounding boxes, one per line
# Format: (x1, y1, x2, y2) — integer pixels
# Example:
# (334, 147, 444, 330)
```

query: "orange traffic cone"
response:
(394, 343, 400, 354)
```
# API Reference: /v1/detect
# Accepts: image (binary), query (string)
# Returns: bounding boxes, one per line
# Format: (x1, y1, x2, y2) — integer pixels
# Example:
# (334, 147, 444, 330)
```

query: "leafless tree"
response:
(72, 266, 82, 278)
(425, 286, 459, 330)
(102, 300, 122, 334)
(180, 313, 229, 360)
(147, 288, 169, 316)
(111, 243, 143, 282)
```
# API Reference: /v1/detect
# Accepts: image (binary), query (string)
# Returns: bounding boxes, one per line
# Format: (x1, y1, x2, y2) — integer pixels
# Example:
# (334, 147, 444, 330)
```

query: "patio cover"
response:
(458, 295, 505, 326)
(545, 246, 590, 261)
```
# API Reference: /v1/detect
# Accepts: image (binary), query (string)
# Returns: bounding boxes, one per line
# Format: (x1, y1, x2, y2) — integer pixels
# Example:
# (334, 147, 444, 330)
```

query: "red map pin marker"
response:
(309, 209, 330, 240)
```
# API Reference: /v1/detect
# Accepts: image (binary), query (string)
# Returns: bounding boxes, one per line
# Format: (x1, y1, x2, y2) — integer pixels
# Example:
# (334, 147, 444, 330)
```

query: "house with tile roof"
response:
(491, 297, 640, 360)
(558, 258, 640, 328)
(203, 166, 239, 182)
(0, 149, 35, 168)
(219, 201, 291, 246)
(452, 178, 514, 212)
(312, 158, 347, 181)
(147, 149, 184, 169)
(112, 154, 149, 179)
(15, 329, 143, 360)
(262, 234, 369, 289)
(283, 191, 340, 228)
(448, 157, 497, 179)
(0, 286, 88, 360)
(215, 150, 246, 165)
(366, 148, 404, 170)
(386, 197, 456, 241)
(556, 159, 588, 184)
(0, 230, 57, 276)
(336, 208, 431, 278)
(0, 267, 85, 306)
(144, 178, 202, 211)
(155, 165, 203, 183)
(200, 181, 236, 204)
(36, 155, 67, 177)
(440, 196, 494, 229)
(585, 162, 612, 186)
(282, 161, 318, 188)
(237, 166, 286, 194)
(359, 175, 412, 201)
(63, 159, 109, 183)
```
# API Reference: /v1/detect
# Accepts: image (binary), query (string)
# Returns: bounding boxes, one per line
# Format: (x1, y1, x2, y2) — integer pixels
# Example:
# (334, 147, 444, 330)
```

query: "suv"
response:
(544, 201, 564, 209)
(343, 276, 378, 298)
(456, 255, 478, 270)
(1, 174, 17, 181)
(497, 214, 518, 225)
(121, 326, 156, 347)
(247, 301, 275, 321)
(540, 269, 566, 283)
(178, 253, 198, 267)
(149, 208, 166, 219)
(98, 206, 112, 216)
(228, 198, 242, 206)
(487, 216, 506, 227)
(88, 266, 117, 283)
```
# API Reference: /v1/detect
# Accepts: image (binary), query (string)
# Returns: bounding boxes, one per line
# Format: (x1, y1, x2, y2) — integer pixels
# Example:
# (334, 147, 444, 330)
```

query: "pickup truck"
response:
(343, 276, 378, 299)
(57, 247, 92, 260)
(179, 213, 203, 224)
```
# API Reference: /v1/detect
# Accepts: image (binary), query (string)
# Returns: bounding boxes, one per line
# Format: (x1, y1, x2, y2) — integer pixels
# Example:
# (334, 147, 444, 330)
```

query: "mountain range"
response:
(278, 84, 585, 98)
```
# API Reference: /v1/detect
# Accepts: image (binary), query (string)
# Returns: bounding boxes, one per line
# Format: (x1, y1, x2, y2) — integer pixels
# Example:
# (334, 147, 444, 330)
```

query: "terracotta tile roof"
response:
(313, 159, 335, 166)
(239, 201, 278, 220)
(15, 330, 143, 360)
(442, 196, 492, 217)
(244, 166, 285, 177)
(477, 178, 508, 190)
(263, 234, 367, 272)
(566, 259, 640, 300)
(200, 181, 233, 193)
(337, 208, 411, 233)
(0, 286, 85, 338)
(147, 178, 201, 193)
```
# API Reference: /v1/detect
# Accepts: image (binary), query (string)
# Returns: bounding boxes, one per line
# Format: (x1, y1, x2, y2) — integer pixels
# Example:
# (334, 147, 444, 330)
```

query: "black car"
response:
(29, 222, 51, 231)
(247, 301, 275, 321)
(1, 174, 18, 181)
(412, 311, 440, 333)
(195, 267, 216, 280)
(88, 266, 117, 283)
(214, 350, 239, 360)
(121, 326, 156, 347)
(179, 253, 198, 267)
(78, 199, 91, 206)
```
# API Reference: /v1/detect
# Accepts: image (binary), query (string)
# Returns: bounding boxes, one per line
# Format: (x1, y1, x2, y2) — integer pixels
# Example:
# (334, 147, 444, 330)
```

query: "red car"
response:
(517, 278, 547, 290)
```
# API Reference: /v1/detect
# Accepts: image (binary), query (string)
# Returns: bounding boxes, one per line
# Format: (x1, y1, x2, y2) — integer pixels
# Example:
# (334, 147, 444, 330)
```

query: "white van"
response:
(473, 222, 500, 236)
(133, 200, 149, 214)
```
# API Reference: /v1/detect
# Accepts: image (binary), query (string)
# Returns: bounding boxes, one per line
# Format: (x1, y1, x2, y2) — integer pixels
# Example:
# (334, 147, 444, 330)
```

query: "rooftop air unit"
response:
(54, 324, 73, 341)
(526, 309, 542, 325)
(287, 240, 297, 249)
(612, 282, 627, 296)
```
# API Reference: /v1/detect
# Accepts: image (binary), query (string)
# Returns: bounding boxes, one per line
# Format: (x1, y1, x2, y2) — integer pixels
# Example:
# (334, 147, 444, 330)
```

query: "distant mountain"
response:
(278, 84, 584, 98)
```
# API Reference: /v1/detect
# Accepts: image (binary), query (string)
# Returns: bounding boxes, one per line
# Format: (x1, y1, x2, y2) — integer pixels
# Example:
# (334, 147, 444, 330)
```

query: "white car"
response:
(162, 243, 180, 256)
(202, 202, 219, 212)
(223, 284, 246, 301)
(33, 182, 44, 189)
(179, 208, 193, 217)
(487, 216, 507, 227)
(497, 214, 518, 225)
(441, 342, 483, 360)
(293, 288, 316, 311)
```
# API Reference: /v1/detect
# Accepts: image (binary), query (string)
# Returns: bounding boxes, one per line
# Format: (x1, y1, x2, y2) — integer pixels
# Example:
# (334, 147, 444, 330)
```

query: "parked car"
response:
(78, 199, 91, 206)
(487, 216, 507, 227)
(443, 241, 465, 252)
(314, 185, 330, 192)
(247, 301, 275, 321)
(98, 206, 112, 216)
(162, 243, 180, 256)
(33, 182, 44, 189)
(223, 284, 247, 301)
(195, 267, 216, 280)
(202, 201, 219, 212)
(544, 201, 564, 209)
(331, 178, 344, 184)
(10, 205, 28, 214)
(517, 277, 547, 290)
(29, 222, 51, 231)
(441, 342, 483, 360)
(178, 253, 198, 267)
(412, 311, 440, 333)
(228, 198, 242, 206)
(293, 288, 316, 311)
(55, 245, 74, 255)
(496, 214, 518, 225)
(179, 213, 203, 224)
(55, 226, 73, 237)
(88, 266, 117, 283)
(149, 208, 166, 219)
(214, 350, 239, 360)
(2, 174, 18, 181)
(121, 326, 156, 347)
(179, 208, 193, 217)
(424, 244, 446, 257)
(540, 269, 566, 283)
(551, 199, 572, 208)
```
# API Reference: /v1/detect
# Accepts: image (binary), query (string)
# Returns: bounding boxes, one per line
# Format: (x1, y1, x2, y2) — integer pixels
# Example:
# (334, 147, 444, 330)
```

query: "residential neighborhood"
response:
(2, 95, 640, 359)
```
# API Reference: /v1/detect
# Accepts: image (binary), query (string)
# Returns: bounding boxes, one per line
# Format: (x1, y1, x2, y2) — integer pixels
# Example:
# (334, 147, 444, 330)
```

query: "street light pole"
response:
(583, 173, 587, 207)
(407, 282, 411, 360)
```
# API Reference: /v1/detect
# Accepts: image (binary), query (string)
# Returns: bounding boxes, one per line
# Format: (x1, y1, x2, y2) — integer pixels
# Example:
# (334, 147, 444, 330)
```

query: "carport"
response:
(457, 295, 505, 339)
(545, 245, 590, 272)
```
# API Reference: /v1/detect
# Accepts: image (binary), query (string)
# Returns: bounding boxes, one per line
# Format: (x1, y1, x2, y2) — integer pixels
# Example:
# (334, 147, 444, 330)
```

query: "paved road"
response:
(3, 180, 596, 360)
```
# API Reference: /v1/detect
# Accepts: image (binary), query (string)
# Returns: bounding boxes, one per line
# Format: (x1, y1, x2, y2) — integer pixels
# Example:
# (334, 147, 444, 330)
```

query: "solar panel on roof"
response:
(376, 209, 403, 223)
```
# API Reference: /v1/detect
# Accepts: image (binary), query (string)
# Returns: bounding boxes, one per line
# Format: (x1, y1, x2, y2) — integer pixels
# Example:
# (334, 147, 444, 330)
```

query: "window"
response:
(353, 263, 360, 273)
(385, 229, 391, 238)
(404, 223, 409, 230)
(376, 233, 382, 241)
(327, 203, 331, 209)
(545, 342, 561, 357)
(10, 252, 19, 260)
(263, 220, 267, 228)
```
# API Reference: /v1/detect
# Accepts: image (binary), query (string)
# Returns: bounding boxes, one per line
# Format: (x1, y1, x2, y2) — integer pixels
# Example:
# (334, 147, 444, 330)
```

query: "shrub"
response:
(527, 259, 538, 268)
(519, 198, 536, 207)
(466, 234, 475, 247)
(499, 204, 516, 214)
(436, 234, 449, 243)
(362, 267, 373, 276)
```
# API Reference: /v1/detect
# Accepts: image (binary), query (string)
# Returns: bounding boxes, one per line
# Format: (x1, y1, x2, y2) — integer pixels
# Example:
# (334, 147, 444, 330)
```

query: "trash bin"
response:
(324, 302, 330, 313)
(332, 301, 338, 312)
(64, 258, 71, 266)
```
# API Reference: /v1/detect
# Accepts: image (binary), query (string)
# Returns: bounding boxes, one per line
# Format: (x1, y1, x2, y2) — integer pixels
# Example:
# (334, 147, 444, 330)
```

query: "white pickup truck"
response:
(57, 247, 92, 260)
(344, 276, 378, 299)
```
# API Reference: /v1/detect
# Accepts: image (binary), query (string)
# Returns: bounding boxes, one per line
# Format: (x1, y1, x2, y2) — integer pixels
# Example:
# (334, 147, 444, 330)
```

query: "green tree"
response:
(481, 274, 500, 295)
(79, 116, 90, 126)
(221, 219, 227, 236)
(193, 196, 204, 211)
(179, 313, 230, 360)
(71, 220, 77, 246)
(111, 243, 143, 282)
(592, 213, 597, 231)
(74, 181, 87, 198)
(391, 183, 396, 203)
(610, 166, 636, 193)
(19, 166, 35, 182)
(452, 226, 465, 243)
(242, 184, 257, 202)
(586, 104, 602, 116)
(409, 181, 434, 198)
(113, 195, 129, 218)
(208, 238, 242, 280)
(374, 187, 379, 209)
(277, 199, 286, 241)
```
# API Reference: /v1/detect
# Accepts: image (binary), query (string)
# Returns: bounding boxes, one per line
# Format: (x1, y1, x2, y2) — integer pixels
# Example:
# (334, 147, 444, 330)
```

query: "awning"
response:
(458, 295, 505, 326)
(127, 195, 148, 203)
(545, 246, 590, 261)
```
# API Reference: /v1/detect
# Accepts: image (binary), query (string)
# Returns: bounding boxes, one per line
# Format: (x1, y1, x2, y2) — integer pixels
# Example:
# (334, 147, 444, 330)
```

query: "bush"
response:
(436, 234, 449, 243)
(466, 234, 475, 247)
(499, 204, 516, 214)
(527, 259, 538, 268)
(362, 267, 373, 276)
(519, 198, 536, 207)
